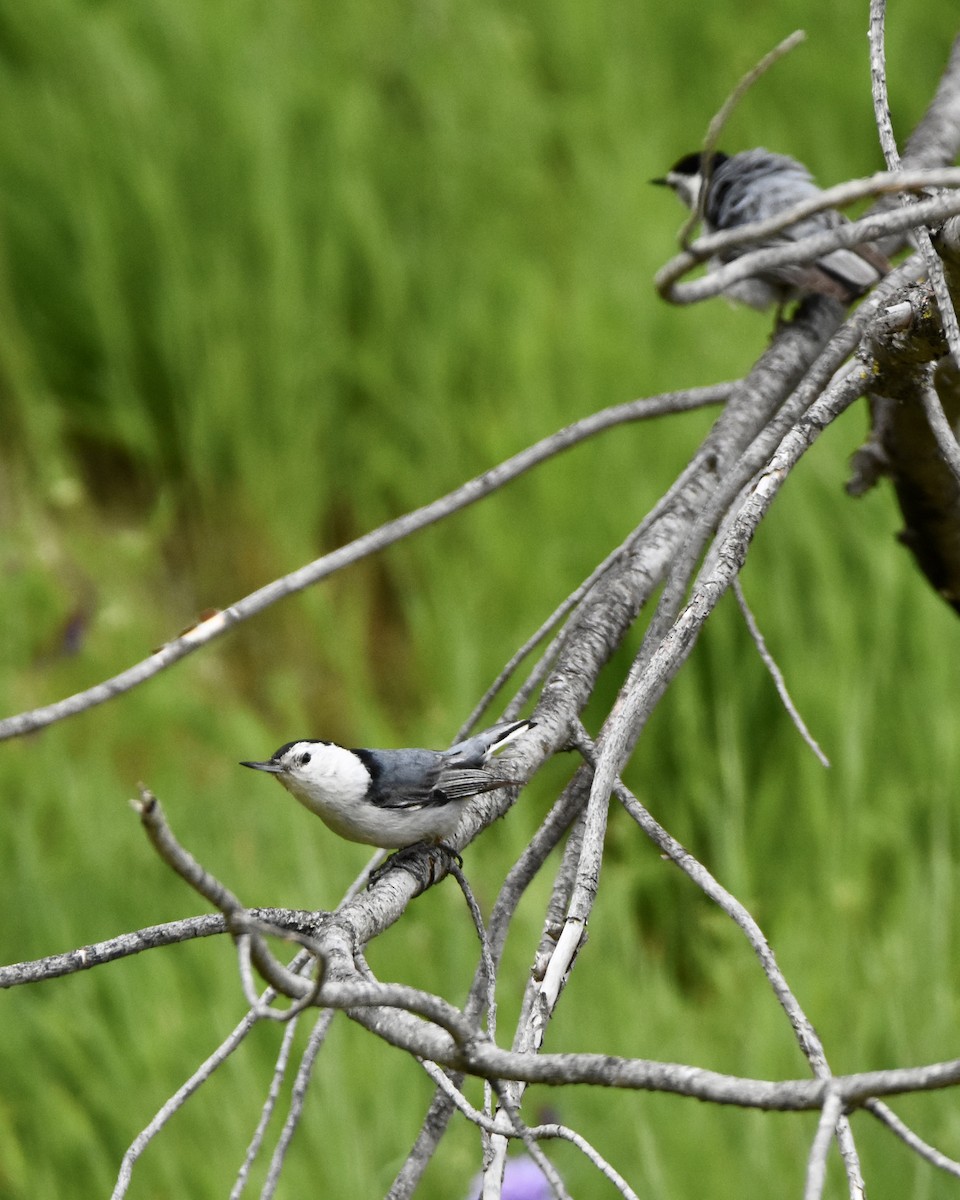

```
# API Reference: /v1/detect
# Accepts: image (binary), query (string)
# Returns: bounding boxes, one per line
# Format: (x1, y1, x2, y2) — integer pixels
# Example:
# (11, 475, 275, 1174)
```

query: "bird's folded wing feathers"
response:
(370, 783, 438, 811)
(434, 768, 516, 801)
(366, 769, 510, 810)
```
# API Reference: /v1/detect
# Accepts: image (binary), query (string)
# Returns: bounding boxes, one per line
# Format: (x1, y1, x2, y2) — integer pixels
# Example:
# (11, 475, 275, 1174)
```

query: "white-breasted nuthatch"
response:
(652, 148, 888, 310)
(241, 718, 534, 849)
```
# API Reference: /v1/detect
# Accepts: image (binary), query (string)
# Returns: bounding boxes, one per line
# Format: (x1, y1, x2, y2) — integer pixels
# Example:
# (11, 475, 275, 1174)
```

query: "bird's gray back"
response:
(351, 720, 530, 810)
(353, 747, 445, 808)
(707, 150, 824, 235)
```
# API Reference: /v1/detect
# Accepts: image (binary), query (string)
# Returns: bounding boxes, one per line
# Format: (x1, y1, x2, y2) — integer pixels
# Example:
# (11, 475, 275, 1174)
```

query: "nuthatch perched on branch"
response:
(242, 719, 534, 849)
(652, 148, 888, 309)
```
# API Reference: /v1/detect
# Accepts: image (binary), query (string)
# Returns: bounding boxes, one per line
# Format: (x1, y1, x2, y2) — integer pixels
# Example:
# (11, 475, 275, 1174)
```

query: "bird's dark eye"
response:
(299, 752, 312, 767)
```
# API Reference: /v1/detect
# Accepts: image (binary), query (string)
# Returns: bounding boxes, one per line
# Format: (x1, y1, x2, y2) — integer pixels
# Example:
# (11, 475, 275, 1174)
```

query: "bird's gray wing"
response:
(367, 768, 506, 808)
(768, 211, 886, 299)
(434, 768, 514, 801)
(352, 748, 444, 810)
(352, 727, 529, 810)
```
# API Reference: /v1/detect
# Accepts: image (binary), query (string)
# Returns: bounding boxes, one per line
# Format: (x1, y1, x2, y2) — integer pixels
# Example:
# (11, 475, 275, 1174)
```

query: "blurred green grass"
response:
(1, 0, 959, 1196)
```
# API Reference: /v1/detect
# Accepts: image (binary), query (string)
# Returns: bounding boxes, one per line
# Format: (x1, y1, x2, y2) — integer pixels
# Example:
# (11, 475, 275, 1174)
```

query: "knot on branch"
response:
(870, 281, 949, 367)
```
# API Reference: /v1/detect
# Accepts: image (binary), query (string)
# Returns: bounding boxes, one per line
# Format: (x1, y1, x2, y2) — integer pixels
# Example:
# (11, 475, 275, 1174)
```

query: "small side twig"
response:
(112, 1006, 272, 1199)
(421, 1063, 640, 1200)
(260, 1009, 338, 1200)
(920, 377, 960, 484)
(229, 1017, 301, 1200)
(733, 578, 830, 767)
(448, 861, 497, 1035)
(233, 920, 326, 1022)
(497, 447, 723, 727)
(678, 30, 807, 246)
(456, 400, 733, 739)
(864, 1097, 960, 1177)
(804, 1089, 844, 1200)
(448, 859, 500, 1151)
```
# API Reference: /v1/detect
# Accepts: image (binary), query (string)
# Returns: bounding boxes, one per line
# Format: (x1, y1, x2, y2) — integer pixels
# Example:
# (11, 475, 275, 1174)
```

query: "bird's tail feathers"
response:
(446, 718, 535, 766)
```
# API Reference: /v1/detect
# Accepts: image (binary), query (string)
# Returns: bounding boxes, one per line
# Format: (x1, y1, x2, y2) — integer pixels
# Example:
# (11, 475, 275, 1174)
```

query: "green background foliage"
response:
(0, 1, 958, 1195)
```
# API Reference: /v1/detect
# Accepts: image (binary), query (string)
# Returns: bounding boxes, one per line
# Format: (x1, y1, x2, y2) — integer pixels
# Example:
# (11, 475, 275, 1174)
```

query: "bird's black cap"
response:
(650, 150, 729, 185)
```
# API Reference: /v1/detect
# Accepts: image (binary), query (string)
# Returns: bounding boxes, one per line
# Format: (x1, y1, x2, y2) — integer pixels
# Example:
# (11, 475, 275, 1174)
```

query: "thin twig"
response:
(233, 923, 326, 1022)
(868, 0, 899, 169)
(804, 1089, 843, 1200)
(702, 30, 806, 168)
(574, 726, 827, 1065)
(457, 411, 732, 740)
(449, 860, 499, 1150)
(458, 533, 661, 739)
(920, 361, 960, 484)
(230, 1017, 301, 1199)
(0, 909, 326, 988)
(678, 30, 807, 246)
(449, 862, 497, 1041)
(535, 1125, 640, 1200)
(487, 1080, 571, 1200)
(733, 578, 830, 767)
(260, 1009, 338, 1200)
(112, 1008, 267, 1199)
(865, 1098, 960, 1177)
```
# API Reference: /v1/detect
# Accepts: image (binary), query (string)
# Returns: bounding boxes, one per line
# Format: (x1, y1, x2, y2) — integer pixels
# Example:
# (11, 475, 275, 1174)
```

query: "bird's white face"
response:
(264, 741, 372, 813)
(664, 168, 703, 212)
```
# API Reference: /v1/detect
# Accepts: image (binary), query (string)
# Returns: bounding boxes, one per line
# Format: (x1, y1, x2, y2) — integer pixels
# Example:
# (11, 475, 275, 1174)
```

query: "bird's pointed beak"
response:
(650, 176, 669, 186)
(240, 760, 284, 774)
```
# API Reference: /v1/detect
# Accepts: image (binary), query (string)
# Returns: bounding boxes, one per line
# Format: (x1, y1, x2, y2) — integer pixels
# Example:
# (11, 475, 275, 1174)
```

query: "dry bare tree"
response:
(4, 9, 960, 1199)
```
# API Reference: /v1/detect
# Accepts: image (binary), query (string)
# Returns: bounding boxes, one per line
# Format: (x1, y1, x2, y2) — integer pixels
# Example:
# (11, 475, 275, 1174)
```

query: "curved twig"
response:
(678, 30, 807, 245)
